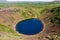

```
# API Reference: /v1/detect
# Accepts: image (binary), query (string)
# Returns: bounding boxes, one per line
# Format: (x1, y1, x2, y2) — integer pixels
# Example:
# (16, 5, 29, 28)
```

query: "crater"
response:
(15, 18, 44, 35)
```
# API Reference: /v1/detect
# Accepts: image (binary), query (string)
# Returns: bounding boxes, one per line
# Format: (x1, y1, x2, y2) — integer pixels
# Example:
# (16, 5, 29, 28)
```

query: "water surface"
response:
(16, 18, 44, 35)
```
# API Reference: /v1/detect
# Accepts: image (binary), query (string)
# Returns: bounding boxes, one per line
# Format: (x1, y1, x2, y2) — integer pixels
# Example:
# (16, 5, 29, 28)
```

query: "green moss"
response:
(0, 24, 7, 31)
(22, 11, 28, 18)
(0, 24, 15, 33)
(10, 16, 15, 21)
(8, 28, 15, 33)
(0, 24, 6, 28)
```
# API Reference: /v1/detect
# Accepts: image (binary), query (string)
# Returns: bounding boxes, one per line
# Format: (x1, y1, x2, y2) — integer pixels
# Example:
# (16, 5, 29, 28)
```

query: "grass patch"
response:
(10, 16, 15, 21)
(8, 28, 15, 33)
(0, 24, 7, 32)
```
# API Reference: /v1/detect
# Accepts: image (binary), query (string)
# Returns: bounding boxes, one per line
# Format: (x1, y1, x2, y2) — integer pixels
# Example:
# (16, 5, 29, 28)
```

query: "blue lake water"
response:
(16, 18, 44, 35)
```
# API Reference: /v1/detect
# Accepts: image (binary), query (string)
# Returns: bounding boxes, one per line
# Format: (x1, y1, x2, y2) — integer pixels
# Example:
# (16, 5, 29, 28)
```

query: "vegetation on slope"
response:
(49, 7, 60, 25)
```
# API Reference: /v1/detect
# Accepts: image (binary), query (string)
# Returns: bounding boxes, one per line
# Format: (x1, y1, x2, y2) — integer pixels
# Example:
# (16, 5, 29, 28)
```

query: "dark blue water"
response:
(16, 18, 44, 35)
